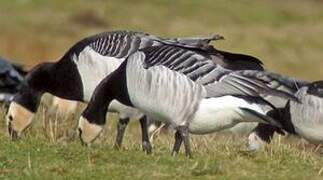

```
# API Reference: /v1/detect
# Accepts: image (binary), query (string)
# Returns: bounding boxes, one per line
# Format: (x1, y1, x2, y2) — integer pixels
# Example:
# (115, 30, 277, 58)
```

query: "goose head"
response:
(78, 115, 104, 146)
(6, 63, 50, 140)
(6, 101, 35, 139)
(307, 81, 323, 98)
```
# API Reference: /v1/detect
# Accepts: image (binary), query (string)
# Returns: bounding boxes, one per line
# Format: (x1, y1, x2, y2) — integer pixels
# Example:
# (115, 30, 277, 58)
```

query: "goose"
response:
(248, 81, 323, 149)
(6, 30, 263, 152)
(0, 57, 27, 104)
(78, 44, 298, 157)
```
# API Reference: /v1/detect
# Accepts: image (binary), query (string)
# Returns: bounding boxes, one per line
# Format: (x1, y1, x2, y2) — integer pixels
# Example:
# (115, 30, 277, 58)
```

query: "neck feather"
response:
(13, 62, 55, 112)
(82, 61, 131, 125)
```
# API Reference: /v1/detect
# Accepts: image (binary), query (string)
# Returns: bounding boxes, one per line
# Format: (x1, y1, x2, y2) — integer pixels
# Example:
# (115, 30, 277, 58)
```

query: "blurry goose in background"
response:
(0, 57, 27, 104)
(8, 30, 258, 153)
(78, 44, 298, 157)
(51, 96, 79, 115)
(249, 81, 323, 150)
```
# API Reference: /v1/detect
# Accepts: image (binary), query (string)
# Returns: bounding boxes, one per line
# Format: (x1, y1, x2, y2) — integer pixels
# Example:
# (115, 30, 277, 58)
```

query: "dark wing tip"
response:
(212, 50, 264, 71)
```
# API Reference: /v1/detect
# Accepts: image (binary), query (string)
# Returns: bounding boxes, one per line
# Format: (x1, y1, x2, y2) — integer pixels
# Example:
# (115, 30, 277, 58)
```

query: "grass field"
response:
(1, 0, 323, 179)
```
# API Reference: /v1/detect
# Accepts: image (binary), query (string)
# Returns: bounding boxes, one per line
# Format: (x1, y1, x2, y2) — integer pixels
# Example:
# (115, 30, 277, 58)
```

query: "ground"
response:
(0, 0, 323, 179)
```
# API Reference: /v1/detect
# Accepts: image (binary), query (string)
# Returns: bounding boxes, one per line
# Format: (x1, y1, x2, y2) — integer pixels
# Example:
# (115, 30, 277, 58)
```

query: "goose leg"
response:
(114, 117, 130, 150)
(171, 130, 183, 156)
(139, 116, 152, 154)
(172, 126, 192, 158)
(179, 126, 192, 158)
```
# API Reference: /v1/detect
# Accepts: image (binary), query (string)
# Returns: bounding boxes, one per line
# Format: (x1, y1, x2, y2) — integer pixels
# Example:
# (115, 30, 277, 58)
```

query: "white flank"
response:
(294, 125, 323, 144)
(189, 96, 266, 134)
(108, 100, 143, 120)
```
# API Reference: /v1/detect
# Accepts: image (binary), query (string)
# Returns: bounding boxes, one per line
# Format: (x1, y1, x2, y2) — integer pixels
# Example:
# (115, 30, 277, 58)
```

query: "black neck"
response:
(82, 61, 132, 125)
(28, 57, 84, 99)
(41, 58, 84, 100)
(13, 62, 54, 112)
(281, 101, 296, 134)
(14, 57, 84, 112)
(13, 86, 42, 113)
(266, 103, 296, 135)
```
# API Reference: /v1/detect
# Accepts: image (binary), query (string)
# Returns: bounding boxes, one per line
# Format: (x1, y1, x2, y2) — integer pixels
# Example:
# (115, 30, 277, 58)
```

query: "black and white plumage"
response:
(0, 57, 27, 104)
(244, 73, 310, 150)
(6, 30, 264, 152)
(136, 46, 307, 136)
(78, 44, 297, 157)
(287, 81, 323, 144)
(251, 81, 323, 147)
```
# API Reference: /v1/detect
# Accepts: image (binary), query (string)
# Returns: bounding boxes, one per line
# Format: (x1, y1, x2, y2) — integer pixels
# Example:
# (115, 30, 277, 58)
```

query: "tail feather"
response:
(240, 108, 282, 128)
(236, 70, 310, 94)
(161, 34, 224, 51)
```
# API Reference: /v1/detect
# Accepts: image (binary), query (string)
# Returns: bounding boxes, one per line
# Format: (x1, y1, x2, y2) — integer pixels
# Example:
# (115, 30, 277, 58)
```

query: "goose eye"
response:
(8, 115, 13, 121)
(78, 128, 82, 136)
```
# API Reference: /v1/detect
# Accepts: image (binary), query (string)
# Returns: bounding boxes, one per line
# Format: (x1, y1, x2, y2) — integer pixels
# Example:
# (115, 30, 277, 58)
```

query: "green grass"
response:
(1, 0, 323, 179)
(0, 104, 323, 180)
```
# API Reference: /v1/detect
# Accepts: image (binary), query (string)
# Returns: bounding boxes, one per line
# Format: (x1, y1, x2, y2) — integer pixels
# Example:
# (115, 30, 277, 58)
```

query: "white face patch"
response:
(247, 132, 266, 151)
(72, 47, 124, 102)
(78, 116, 103, 144)
(6, 102, 34, 136)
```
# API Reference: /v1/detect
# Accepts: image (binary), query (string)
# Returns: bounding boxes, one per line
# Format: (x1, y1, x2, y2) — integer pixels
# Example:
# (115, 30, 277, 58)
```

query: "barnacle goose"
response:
(0, 57, 27, 104)
(6, 30, 264, 152)
(248, 81, 323, 150)
(78, 44, 298, 157)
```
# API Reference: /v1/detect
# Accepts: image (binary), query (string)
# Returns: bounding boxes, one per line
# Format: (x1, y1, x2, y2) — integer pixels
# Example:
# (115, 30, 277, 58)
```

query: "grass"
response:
(1, 0, 323, 179)
(0, 103, 323, 180)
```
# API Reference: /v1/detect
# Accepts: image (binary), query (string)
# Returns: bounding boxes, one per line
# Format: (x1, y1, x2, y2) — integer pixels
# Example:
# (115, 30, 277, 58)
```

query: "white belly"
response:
(189, 96, 266, 134)
(294, 125, 323, 144)
(108, 100, 143, 120)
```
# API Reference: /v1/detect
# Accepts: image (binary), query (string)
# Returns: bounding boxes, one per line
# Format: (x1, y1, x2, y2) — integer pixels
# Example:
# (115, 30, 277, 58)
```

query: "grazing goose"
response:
(249, 81, 323, 149)
(0, 57, 27, 104)
(6, 30, 263, 152)
(78, 44, 297, 157)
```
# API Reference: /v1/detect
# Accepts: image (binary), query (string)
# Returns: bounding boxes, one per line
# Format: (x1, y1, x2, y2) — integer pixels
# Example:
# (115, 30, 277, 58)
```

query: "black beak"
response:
(78, 128, 86, 146)
(8, 122, 18, 140)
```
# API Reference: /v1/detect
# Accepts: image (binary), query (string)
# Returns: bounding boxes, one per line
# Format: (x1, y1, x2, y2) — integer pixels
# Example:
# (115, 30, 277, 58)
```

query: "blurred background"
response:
(0, 0, 323, 80)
